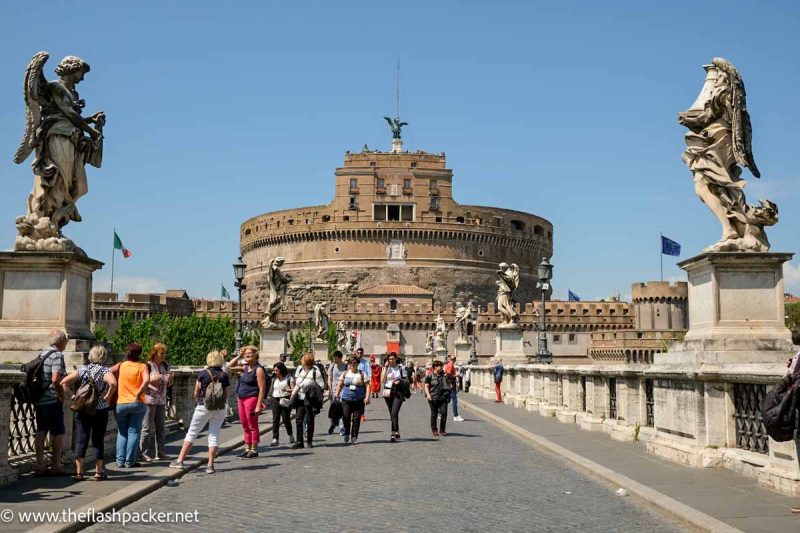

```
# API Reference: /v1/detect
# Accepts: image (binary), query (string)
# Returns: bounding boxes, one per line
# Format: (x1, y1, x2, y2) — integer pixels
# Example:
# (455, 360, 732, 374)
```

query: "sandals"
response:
(72, 474, 85, 482)
(93, 471, 108, 481)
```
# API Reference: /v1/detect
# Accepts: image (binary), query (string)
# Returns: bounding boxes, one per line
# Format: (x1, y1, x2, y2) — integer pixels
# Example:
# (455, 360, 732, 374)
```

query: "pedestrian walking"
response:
(290, 353, 326, 449)
(380, 352, 409, 442)
(334, 355, 370, 444)
(370, 355, 382, 399)
(60, 345, 117, 481)
(170, 351, 229, 473)
(494, 358, 505, 403)
(778, 352, 800, 514)
(457, 363, 465, 391)
(141, 343, 172, 462)
(425, 360, 451, 436)
(32, 330, 68, 476)
(269, 362, 295, 446)
(355, 348, 372, 421)
(464, 365, 472, 393)
(327, 351, 348, 435)
(231, 346, 267, 458)
(114, 343, 150, 468)
(444, 355, 464, 422)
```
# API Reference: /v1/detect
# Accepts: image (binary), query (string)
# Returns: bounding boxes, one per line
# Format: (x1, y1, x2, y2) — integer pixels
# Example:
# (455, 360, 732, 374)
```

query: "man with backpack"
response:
(31, 330, 68, 475)
(425, 360, 452, 436)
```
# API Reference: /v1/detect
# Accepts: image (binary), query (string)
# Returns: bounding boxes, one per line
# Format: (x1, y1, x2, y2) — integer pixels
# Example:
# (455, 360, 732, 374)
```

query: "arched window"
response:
(389, 299, 398, 311)
(510, 220, 525, 231)
(533, 225, 544, 235)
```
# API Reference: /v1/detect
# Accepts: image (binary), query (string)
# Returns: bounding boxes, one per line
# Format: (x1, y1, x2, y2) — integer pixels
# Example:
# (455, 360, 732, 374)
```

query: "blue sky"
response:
(1, 1, 798, 301)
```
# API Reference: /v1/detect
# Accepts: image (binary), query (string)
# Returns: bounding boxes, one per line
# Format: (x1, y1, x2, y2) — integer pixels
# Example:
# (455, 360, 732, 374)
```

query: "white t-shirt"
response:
(272, 376, 292, 398)
(293, 367, 325, 400)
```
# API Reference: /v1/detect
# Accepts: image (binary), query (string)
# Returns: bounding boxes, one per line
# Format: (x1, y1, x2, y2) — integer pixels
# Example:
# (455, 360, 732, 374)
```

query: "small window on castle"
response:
(510, 220, 525, 231)
(374, 205, 387, 221)
(401, 205, 414, 221)
(429, 179, 438, 191)
(494, 217, 502, 227)
(596, 309, 603, 315)
(583, 309, 589, 315)
(376, 177, 385, 189)
(343, 215, 350, 221)
(305, 219, 311, 224)
(322, 215, 331, 222)
(553, 335, 561, 343)
(478, 250, 484, 257)
(387, 205, 401, 221)
(389, 299, 398, 311)
(435, 216, 442, 222)
(533, 225, 544, 235)
(456, 216, 465, 224)
(610, 309, 616, 315)
(568, 333, 576, 343)
(557, 308, 564, 315)
(287, 219, 294, 225)
(244, 229, 251, 236)
(547, 231, 552, 240)
(570, 309, 576, 315)
(350, 178, 358, 189)
(349, 197, 358, 210)
(410, 162, 417, 169)
(637, 332, 643, 339)
(403, 178, 411, 189)
(370, 161, 376, 167)
(430, 197, 439, 210)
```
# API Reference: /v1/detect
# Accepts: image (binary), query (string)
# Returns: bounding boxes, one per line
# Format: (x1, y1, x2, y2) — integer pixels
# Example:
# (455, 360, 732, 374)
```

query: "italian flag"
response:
(113, 231, 132, 258)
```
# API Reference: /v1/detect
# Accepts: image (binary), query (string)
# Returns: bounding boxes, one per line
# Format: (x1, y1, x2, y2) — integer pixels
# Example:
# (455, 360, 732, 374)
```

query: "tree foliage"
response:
(287, 322, 338, 364)
(110, 312, 260, 366)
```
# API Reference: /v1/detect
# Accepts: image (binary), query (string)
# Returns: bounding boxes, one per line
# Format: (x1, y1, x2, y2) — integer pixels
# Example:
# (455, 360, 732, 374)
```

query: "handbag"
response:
(70, 370, 99, 416)
(289, 367, 315, 409)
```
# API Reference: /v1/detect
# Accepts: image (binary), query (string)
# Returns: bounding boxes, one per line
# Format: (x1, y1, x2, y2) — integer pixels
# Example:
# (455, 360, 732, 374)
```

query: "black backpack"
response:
(761, 375, 800, 442)
(14, 349, 57, 404)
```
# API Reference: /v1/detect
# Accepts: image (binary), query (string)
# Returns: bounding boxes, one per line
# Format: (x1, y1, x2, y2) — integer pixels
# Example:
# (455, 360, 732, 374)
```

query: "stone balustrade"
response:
(467, 363, 800, 497)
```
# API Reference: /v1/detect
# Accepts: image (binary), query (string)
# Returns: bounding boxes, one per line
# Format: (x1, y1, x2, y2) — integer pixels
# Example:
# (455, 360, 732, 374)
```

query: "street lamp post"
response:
(232, 256, 247, 355)
(469, 306, 479, 365)
(536, 257, 553, 364)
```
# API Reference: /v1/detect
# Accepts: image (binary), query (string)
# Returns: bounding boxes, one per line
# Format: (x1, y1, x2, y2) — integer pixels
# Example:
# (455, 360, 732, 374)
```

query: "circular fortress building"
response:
(239, 136, 552, 311)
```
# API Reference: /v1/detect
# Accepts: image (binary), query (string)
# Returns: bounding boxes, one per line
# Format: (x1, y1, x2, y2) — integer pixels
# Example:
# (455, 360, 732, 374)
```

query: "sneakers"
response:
(288, 435, 296, 444)
(205, 465, 215, 474)
(453, 416, 465, 422)
(343, 435, 350, 443)
(390, 434, 397, 443)
(360, 415, 366, 422)
(270, 439, 279, 447)
(169, 460, 187, 469)
(351, 437, 358, 445)
(291, 442, 304, 449)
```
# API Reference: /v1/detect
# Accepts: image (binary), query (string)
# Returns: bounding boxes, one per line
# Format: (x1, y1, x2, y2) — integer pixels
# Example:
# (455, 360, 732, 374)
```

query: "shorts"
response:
(35, 402, 66, 436)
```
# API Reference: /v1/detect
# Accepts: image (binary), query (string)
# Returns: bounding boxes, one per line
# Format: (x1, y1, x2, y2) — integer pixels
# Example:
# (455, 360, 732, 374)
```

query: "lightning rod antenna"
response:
(396, 57, 400, 119)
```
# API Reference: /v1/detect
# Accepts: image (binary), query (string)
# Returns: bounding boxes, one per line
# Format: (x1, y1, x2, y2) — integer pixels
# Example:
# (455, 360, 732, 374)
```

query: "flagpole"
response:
(660, 232, 663, 282)
(111, 228, 116, 293)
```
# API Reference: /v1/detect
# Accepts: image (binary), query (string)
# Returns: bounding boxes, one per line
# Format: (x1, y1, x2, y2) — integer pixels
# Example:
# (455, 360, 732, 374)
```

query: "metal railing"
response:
(8, 396, 38, 459)
(733, 383, 769, 455)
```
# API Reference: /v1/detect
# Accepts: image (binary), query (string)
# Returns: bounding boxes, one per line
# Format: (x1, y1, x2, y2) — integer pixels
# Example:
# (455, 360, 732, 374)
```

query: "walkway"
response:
(84, 394, 678, 532)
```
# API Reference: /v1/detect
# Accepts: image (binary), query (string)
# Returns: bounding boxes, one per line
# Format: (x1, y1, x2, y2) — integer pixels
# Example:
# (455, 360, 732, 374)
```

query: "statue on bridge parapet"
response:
(13, 52, 106, 253)
(496, 262, 520, 328)
(677, 57, 778, 253)
(260, 257, 291, 329)
(313, 302, 330, 341)
(335, 321, 347, 351)
(454, 301, 474, 343)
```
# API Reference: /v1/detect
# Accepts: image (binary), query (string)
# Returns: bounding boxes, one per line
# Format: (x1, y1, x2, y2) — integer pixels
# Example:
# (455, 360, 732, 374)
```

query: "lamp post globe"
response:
(232, 256, 247, 354)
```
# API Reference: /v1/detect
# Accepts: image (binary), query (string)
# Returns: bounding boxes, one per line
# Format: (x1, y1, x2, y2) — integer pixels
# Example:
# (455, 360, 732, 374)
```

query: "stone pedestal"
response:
(454, 340, 471, 362)
(313, 340, 329, 362)
(434, 348, 447, 361)
(495, 327, 525, 364)
(0, 252, 103, 365)
(260, 326, 288, 365)
(678, 252, 793, 358)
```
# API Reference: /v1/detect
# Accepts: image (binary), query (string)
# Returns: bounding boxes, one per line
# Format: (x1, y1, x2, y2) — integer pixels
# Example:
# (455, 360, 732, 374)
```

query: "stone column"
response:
(580, 374, 607, 432)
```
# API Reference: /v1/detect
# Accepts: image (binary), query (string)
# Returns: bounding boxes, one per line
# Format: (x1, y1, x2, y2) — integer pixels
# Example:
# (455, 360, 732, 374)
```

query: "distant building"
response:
(91, 290, 194, 336)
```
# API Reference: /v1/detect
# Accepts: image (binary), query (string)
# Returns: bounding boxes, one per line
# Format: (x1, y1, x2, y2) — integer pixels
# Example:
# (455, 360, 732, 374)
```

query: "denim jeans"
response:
(115, 402, 146, 466)
(451, 389, 459, 417)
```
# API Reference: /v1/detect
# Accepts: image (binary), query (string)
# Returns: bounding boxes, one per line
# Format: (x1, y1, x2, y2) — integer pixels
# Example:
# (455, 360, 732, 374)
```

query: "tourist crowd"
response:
(27, 329, 481, 479)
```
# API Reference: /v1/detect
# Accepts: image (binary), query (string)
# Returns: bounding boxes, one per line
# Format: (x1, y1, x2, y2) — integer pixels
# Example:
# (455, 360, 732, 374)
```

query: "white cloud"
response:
(93, 276, 167, 295)
(785, 262, 800, 296)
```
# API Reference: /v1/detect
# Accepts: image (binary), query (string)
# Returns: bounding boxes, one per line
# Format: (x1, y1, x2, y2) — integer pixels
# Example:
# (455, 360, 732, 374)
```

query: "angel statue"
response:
(335, 321, 348, 350)
(496, 262, 520, 328)
(260, 257, 291, 329)
(313, 302, 330, 341)
(13, 52, 106, 253)
(384, 116, 408, 140)
(434, 314, 448, 351)
(425, 331, 434, 355)
(678, 57, 778, 253)
(454, 301, 474, 344)
(347, 330, 358, 355)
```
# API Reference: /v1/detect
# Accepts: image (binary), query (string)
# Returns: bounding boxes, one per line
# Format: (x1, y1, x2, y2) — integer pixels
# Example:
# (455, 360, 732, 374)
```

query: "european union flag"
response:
(661, 235, 681, 257)
(568, 290, 581, 302)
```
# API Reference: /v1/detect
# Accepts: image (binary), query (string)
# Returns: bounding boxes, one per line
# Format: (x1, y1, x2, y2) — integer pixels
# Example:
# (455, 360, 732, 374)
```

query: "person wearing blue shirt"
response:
(493, 358, 505, 403)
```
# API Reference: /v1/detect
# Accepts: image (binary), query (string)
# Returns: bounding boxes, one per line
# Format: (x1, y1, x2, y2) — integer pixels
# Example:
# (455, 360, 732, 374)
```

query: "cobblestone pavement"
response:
(87, 394, 683, 533)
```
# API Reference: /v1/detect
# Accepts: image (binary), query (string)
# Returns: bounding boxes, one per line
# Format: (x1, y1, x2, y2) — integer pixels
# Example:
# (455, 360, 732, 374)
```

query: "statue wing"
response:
(384, 116, 394, 127)
(398, 122, 409, 128)
(713, 58, 760, 178)
(13, 51, 50, 164)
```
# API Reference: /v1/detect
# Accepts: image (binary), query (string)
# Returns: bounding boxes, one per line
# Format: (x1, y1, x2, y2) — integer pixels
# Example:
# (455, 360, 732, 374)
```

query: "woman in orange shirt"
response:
(115, 343, 150, 468)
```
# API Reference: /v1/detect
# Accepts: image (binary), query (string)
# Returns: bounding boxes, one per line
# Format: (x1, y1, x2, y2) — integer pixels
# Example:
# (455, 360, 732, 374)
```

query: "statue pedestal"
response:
(664, 252, 794, 364)
(434, 348, 447, 361)
(496, 327, 525, 364)
(312, 340, 329, 362)
(0, 252, 102, 365)
(260, 326, 288, 365)
(454, 340, 471, 362)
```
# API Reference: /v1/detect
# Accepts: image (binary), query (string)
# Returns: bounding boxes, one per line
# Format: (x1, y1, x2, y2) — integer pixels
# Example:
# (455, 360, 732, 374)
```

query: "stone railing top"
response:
(0, 368, 25, 384)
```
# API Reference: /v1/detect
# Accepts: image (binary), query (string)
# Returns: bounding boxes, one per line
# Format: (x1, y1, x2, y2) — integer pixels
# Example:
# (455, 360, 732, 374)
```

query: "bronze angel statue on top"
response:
(677, 57, 777, 252)
(12, 52, 105, 253)
(384, 116, 408, 140)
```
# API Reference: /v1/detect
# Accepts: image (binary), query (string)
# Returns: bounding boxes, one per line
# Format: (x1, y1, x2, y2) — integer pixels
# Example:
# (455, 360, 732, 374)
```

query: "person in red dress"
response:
(369, 355, 382, 399)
